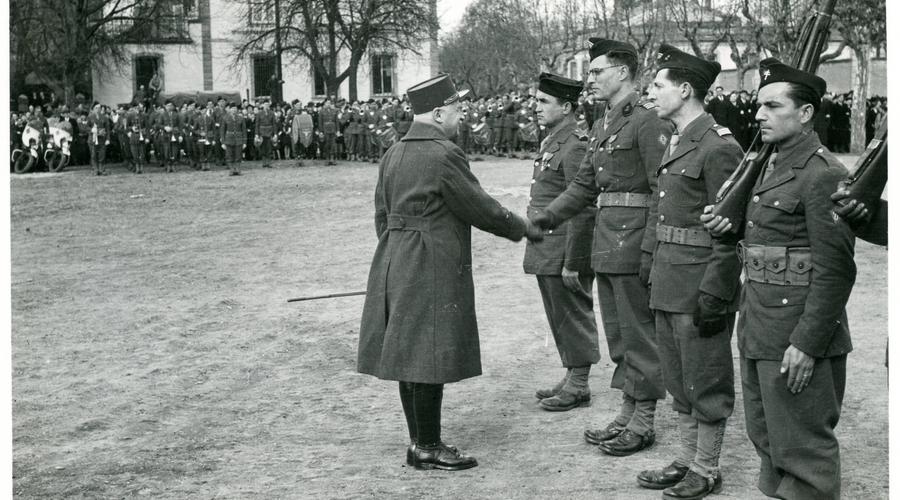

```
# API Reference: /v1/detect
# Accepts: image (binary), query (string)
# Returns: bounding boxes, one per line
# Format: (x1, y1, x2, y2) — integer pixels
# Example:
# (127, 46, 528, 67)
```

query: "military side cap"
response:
(656, 44, 721, 90)
(538, 72, 583, 102)
(758, 57, 826, 100)
(407, 73, 470, 114)
(588, 38, 637, 61)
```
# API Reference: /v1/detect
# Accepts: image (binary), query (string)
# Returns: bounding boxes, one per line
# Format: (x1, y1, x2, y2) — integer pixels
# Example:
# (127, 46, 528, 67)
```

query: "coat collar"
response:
(541, 115, 577, 154)
(753, 131, 821, 193)
(661, 113, 713, 166)
(401, 121, 449, 141)
(599, 92, 639, 143)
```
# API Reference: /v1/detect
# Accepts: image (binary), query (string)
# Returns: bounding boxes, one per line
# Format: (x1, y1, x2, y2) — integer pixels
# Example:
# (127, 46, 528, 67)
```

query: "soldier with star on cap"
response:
(357, 73, 545, 472)
(701, 58, 856, 500)
(633, 43, 744, 500)
(524, 73, 600, 412)
(531, 38, 673, 457)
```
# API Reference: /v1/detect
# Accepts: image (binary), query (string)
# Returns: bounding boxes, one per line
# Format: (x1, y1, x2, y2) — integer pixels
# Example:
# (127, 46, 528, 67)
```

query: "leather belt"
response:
(386, 214, 429, 231)
(597, 192, 650, 208)
(656, 224, 712, 248)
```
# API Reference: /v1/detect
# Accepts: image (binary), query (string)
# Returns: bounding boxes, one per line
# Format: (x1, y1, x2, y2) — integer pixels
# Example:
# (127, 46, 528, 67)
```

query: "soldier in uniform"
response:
(531, 38, 671, 457)
(180, 100, 198, 169)
(524, 73, 600, 412)
(195, 101, 216, 171)
(213, 97, 228, 166)
(362, 100, 380, 162)
(126, 104, 149, 174)
(358, 74, 543, 472)
(701, 59, 856, 500)
(157, 100, 181, 172)
(86, 102, 111, 175)
(220, 102, 246, 176)
(318, 98, 338, 165)
(256, 98, 276, 168)
(634, 44, 743, 500)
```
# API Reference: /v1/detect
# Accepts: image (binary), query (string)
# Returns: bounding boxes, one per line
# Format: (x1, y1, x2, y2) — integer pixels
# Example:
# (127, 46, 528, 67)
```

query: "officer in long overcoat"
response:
(358, 74, 542, 472)
(255, 99, 276, 168)
(220, 102, 246, 176)
(703, 59, 856, 500)
(524, 73, 600, 412)
(532, 38, 672, 457)
(636, 44, 744, 500)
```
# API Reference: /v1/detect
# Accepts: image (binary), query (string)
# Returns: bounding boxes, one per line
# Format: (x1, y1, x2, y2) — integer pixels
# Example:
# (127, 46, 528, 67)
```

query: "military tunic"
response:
(648, 113, 743, 423)
(543, 92, 671, 401)
(220, 112, 246, 167)
(255, 108, 276, 165)
(524, 115, 599, 367)
(358, 122, 527, 383)
(736, 131, 855, 500)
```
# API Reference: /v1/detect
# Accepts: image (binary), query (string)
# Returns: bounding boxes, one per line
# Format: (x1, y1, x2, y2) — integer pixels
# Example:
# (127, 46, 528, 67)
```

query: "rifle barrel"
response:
(287, 291, 367, 303)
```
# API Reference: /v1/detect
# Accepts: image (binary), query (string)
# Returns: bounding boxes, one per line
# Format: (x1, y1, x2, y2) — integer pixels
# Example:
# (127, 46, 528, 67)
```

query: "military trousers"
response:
(656, 311, 735, 422)
(595, 273, 665, 401)
(740, 354, 845, 500)
(535, 275, 600, 367)
(224, 145, 242, 167)
(128, 142, 145, 164)
(258, 136, 273, 165)
(323, 133, 336, 159)
(88, 142, 106, 172)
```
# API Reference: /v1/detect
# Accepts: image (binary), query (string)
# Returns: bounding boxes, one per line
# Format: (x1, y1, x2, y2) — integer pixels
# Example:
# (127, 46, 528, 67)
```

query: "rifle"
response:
(287, 290, 367, 303)
(712, 0, 838, 232)
(838, 115, 887, 210)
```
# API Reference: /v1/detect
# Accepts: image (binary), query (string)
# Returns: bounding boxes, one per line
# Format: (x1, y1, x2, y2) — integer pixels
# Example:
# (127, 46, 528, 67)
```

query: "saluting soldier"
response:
(358, 74, 543, 472)
(220, 102, 246, 176)
(86, 102, 111, 175)
(531, 38, 672, 457)
(525, 73, 600, 412)
(702, 59, 856, 500)
(635, 44, 743, 500)
(256, 98, 276, 168)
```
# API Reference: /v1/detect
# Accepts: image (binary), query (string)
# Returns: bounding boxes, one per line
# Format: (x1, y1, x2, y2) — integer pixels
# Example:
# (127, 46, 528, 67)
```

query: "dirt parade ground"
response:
(11, 155, 887, 499)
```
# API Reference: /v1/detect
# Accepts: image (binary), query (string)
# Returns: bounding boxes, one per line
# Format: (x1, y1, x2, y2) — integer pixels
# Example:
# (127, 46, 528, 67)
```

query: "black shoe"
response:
(637, 461, 689, 490)
(662, 470, 722, 500)
(584, 422, 625, 445)
(411, 442, 477, 471)
(538, 390, 590, 412)
(407, 443, 458, 466)
(230, 170, 242, 176)
(598, 429, 655, 456)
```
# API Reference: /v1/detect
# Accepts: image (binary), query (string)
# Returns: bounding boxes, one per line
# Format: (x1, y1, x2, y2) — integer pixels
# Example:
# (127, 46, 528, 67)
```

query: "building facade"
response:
(92, 0, 439, 105)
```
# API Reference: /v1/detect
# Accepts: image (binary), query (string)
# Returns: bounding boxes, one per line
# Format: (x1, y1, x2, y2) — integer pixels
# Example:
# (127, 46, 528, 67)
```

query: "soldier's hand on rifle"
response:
(639, 251, 653, 287)
(561, 267, 585, 294)
(700, 204, 732, 236)
(830, 185, 870, 226)
(692, 292, 729, 338)
(524, 219, 544, 242)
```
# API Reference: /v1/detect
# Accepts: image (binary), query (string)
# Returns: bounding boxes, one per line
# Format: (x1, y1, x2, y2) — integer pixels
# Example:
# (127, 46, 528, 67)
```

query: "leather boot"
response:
(535, 370, 570, 399)
(411, 442, 477, 471)
(662, 470, 722, 500)
(637, 461, 689, 489)
(584, 421, 625, 445)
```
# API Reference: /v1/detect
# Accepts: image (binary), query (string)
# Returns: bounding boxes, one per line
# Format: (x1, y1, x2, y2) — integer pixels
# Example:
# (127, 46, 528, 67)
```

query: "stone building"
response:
(92, 0, 439, 105)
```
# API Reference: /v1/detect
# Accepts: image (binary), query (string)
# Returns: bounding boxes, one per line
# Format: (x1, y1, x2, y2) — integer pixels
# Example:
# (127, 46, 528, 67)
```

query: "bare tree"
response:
(11, 0, 174, 105)
(230, 0, 437, 101)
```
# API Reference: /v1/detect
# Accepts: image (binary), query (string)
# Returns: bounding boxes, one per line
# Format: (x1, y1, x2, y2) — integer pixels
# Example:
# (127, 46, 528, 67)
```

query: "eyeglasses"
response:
(588, 65, 623, 76)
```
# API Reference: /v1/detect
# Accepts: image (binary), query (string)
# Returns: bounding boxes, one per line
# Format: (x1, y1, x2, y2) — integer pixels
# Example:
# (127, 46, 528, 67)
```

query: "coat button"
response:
(548, 229, 553, 234)
(753, 259, 759, 266)
(817, 148, 823, 153)
(622, 224, 627, 228)
(531, 179, 536, 184)
(753, 195, 760, 203)
(660, 191, 666, 197)
(681, 169, 686, 174)
(774, 200, 780, 206)
(747, 221, 755, 228)
(662, 168, 668, 174)
(773, 263, 779, 269)
(598, 167, 604, 172)
(782, 298, 788, 305)
(798, 262, 804, 269)
(660, 215, 665, 221)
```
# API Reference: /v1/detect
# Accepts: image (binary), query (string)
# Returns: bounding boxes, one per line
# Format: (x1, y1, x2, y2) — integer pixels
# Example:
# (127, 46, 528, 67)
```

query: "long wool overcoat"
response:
(358, 121, 526, 384)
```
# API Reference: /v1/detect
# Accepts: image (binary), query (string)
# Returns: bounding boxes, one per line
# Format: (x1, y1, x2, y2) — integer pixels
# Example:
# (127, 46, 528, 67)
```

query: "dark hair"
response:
(785, 82, 819, 115)
(551, 95, 579, 112)
(661, 68, 708, 103)
(606, 51, 639, 80)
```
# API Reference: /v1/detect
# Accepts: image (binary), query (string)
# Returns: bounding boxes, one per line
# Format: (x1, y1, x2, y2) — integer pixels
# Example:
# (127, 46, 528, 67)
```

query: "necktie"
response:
(668, 134, 680, 157)
(763, 152, 777, 182)
(540, 134, 551, 153)
(603, 111, 611, 130)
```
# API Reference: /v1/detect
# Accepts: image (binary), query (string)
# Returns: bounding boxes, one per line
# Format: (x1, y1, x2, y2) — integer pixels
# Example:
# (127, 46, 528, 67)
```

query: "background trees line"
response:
(439, 0, 884, 153)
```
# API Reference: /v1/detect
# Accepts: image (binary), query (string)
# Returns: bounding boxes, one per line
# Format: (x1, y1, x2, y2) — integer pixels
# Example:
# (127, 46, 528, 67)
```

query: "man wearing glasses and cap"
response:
(525, 73, 600, 412)
(357, 73, 544, 471)
(532, 38, 672, 457)
(702, 59, 856, 500)
(635, 43, 744, 500)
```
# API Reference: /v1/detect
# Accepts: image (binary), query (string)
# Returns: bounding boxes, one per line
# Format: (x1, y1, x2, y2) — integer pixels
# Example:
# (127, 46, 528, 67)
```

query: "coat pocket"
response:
(756, 284, 809, 308)
(785, 248, 812, 286)
(757, 193, 801, 242)
(600, 206, 646, 231)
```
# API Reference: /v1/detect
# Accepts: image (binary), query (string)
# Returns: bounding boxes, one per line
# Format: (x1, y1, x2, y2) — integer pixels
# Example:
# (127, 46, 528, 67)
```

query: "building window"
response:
(249, 0, 275, 25)
(372, 54, 394, 96)
(134, 55, 162, 95)
(253, 55, 277, 98)
(568, 60, 578, 80)
(312, 58, 333, 97)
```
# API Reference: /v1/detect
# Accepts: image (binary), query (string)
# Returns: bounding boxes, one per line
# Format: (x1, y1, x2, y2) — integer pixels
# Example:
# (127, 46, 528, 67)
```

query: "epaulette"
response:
(712, 124, 732, 136)
(642, 101, 657, 110)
